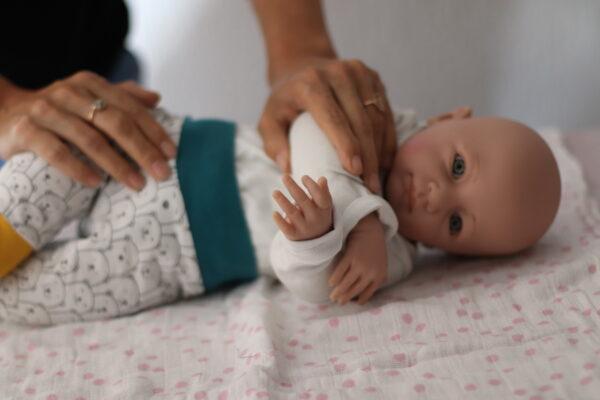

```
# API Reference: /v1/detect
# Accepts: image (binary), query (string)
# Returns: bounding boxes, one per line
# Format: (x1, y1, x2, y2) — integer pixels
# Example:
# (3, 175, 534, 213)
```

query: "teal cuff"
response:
(177, 118, 258, 292)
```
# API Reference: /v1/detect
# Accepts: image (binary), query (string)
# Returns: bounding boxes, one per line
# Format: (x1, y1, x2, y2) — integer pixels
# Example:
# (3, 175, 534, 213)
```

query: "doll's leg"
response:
(0, 151, 100, 250)
(0, 221, 203, 326)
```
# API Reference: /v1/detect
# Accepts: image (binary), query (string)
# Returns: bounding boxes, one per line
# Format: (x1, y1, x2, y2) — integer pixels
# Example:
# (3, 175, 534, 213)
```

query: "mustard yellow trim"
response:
(0, 214, 32, 278)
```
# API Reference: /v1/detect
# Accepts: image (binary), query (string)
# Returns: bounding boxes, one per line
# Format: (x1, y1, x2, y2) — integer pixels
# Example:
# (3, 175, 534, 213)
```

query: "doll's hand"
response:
(328, 213, 387, 305)
(272, 174, 333, 241)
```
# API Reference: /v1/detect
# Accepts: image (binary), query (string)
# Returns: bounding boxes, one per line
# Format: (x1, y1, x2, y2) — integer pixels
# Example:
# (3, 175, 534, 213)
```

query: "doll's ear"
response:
(426, 106, 473, 126)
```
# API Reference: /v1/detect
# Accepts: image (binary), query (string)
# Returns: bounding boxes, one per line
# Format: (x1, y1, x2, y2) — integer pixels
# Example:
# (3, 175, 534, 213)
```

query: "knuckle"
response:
(47, 143, 70, 163)
(81, 132, 106, 151)
(72, 70, 95, 82)
(13, 115, 34, 134)
(30, 98, 53, 118)
(52, 85, 76, 102)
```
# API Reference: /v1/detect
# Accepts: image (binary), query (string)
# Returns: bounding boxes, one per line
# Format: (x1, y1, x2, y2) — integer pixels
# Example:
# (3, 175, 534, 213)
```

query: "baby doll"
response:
(269, 106, 561, 306)
(0, 106, 560, 325)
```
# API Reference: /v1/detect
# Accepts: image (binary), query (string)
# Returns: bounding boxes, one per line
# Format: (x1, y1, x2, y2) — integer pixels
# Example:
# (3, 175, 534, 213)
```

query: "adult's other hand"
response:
(0, 71, 176, 190)
(258, 58, 397, 194)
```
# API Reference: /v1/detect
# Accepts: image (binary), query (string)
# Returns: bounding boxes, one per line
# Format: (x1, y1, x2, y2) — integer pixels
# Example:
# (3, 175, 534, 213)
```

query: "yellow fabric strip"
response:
(0, 214, 33, 278)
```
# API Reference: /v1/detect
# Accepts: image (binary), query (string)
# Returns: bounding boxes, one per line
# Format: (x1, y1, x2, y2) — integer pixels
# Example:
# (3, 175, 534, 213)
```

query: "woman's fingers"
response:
(71, 72, 176, 161)
(257, 109, 292, 173)
(28, 97, 142, 190)
(116, 80, 161, 107)
(14, 117, 99, 187)
(325, 62, 381, 193)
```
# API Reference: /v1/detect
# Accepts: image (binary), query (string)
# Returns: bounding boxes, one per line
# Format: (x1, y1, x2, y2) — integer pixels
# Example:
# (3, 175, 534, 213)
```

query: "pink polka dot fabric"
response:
(1, 129, 600, 399)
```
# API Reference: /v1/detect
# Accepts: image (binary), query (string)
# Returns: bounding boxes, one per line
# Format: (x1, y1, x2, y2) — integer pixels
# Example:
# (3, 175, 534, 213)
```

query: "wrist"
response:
(355, 212, 383, 233)
(268, 43, 337, 85)
(0, 77, 31, 109)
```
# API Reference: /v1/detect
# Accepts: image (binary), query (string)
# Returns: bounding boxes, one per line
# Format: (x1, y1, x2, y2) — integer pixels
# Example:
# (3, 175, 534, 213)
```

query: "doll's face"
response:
(385, 113, 561, 255)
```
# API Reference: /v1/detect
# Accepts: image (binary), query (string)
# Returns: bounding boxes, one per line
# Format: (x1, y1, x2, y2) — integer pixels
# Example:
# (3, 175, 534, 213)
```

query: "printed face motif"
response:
(32, 168, 72, 199)
(64, 282, 94, 313)
(105, 240, 138, 275)
(6, 172, 33, 200)
(66, 189, 96, 219)
(110, 199, 136, 231)
(131, 215, 161, 251)
(16, 257, 43, 290)
(156, 187, 185, 224)
(53, 245, 79, 275)
(131, 177, 157, 207)
(20, 273, 66, 307)
(75, 251, 110, 286)
(9, 152, 35, 172)
(14, 302, 51, 325)
(0, 276, 19, 306)
(137, 262, 162, 292)
(157, 235, 181, 269)
(108, 278, 140, 313)
(89, 294, 119, 320)
(11, 203, 44, 231)
(36, 193, 67, 227)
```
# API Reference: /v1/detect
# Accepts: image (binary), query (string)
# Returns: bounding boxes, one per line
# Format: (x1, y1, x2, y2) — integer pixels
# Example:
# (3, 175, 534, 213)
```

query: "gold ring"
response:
(363, 94, 385, 113)
(88, 98, 107, 122)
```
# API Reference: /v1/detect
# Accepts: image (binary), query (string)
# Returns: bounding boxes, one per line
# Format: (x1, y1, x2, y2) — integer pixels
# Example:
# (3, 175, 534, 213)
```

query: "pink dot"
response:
(539, 384, 553, 392)
(488, 379, 501, 386)
(138, 363, 150, 371)
(256, 391, 269, 398)
(316, 394, 328, 400)
(584, 362, 596, 370)
(423, 372, 435, 379)
(486, 354, 499, 363)
(393, 353, 406, 363)
(542, 309, 554, 316)
(465, 383, 477, 391)
(175, 381, 188, 388)
(346, 336, 358, 342)
(334, 363, 346, 372)
(529, 395, 543, 400)
(525, 348, 536, 356)
(194, 391, 207, 399)
(25, 387, 36, 395)
(550, 373, 563, 380)
(513, 304, 522, 312)
(416, 323, 426, 332)
(288, 339, 298, 347)
(72, 327, 85, 336)
(512, 334, 524, 343)
(414, 384, 425, 393)
(459, 297, 470, 305)
(364, 386, 377, 393)
(514, 388, 527, 396)
(513, 317, 526, 324)
(457, 327, 469, 333)
(589, 264, 597, 274)
(152, 388, 164, 395)
(46, 396, 58, 400)
(471, 312, 484, 320)
(217, 390, 228, 400)
(93, 379, 105, 386)
(456, 309, 468, 317)
(83, 373, 94, 380)
(402, 313, 413, 324)
(328, 318, 339, 328)
(580, 376, 593, 385)
(342, 379, 355, 388)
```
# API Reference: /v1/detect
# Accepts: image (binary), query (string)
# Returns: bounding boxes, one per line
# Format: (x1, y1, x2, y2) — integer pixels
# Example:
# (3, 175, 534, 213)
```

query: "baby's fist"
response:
(273, 175, 333, 241)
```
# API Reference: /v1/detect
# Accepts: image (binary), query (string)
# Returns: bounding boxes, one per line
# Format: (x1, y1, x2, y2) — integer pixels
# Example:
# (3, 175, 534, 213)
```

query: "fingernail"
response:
(87, 174, 102, 188)
(351, 156, 363, 174)
(276, 152, 287, 171)
(152, 160, 171, 180)
(129, 172, 145, 191)
(369, 174, 381, 194)
(161, 141, 177, 159)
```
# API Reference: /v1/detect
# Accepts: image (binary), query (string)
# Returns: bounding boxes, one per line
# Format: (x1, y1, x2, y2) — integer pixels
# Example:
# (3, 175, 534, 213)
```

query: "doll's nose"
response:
(423, 181, 442, 213)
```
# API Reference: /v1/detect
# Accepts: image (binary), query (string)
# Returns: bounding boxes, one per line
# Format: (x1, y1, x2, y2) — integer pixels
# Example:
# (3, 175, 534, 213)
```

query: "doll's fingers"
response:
(357, 281, 378, 305)
(273, 190, 304, 225)
(282, 174, 313, 211)
(302, 175, 331, 210)
(338, 277, 371, 305)
(328, 259, 351, 288)
(273, 211, 296, 237)
(330, 270, 360, 301)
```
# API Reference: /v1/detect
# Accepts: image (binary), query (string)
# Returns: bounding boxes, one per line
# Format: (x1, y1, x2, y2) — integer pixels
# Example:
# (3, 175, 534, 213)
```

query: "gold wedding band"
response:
(363, 94, 385, 113)
(87, 98, 107, 122)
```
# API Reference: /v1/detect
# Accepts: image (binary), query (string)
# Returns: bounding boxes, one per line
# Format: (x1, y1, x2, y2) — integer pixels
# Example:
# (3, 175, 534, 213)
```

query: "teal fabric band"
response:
(177, 118, 258, 292)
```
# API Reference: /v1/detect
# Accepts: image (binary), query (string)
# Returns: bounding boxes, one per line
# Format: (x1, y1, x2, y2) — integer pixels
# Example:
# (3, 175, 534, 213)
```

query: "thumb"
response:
(258, 117, 291, 173)
(117, 81, 161, 107)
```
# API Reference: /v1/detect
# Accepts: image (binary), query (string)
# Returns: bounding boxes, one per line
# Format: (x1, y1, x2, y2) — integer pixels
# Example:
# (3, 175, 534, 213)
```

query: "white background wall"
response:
(125, 0, 600, 131)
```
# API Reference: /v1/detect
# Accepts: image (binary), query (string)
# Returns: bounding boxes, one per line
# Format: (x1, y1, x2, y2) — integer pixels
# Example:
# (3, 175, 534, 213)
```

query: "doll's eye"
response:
(451, 154, 465, 178)
(449, 212, 463, 235)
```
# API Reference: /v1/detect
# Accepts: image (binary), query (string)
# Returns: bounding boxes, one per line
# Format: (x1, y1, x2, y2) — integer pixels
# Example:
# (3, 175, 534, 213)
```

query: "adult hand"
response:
(0, 71, 176, 190)
(258, 58, 397, 194)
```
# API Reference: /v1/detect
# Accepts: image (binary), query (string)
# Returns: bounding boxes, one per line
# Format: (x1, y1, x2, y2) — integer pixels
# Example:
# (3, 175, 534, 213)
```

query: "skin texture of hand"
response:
(251, 0, 397, 194)
(272, 174, 333, 241)
(0, 72, 176, 191)
(328, 213, 388, 305)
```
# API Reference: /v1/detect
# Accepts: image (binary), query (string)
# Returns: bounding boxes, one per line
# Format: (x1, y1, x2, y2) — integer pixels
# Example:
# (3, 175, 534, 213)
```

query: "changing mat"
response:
(0, 128, 599, 399)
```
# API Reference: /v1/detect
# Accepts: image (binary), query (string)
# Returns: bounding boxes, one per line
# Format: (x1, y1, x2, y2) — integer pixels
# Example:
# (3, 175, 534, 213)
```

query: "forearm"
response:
(251, 0, 337, 85)
(0, 76, 28, 109)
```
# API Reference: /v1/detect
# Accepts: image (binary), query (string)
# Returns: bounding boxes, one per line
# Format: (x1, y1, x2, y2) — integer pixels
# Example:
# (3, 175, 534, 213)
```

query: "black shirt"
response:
(0, 0, 129, 89)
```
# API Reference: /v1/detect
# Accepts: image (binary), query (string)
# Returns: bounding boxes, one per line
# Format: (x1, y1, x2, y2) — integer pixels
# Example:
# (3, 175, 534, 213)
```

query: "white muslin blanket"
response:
(0, 128, 599, 399)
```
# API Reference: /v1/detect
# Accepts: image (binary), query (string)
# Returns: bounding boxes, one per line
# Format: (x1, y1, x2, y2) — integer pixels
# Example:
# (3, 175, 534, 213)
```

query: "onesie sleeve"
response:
(269, 112, 414, 303)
